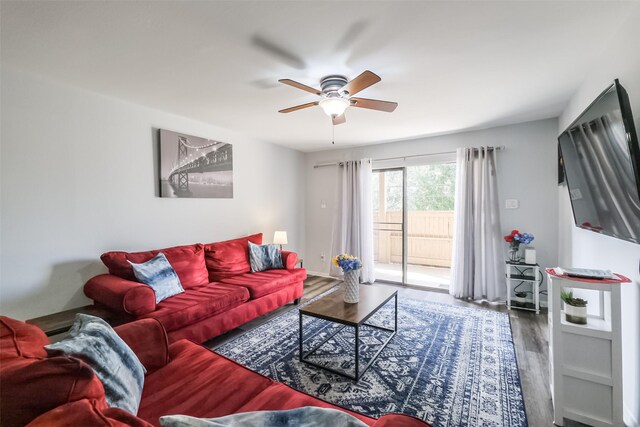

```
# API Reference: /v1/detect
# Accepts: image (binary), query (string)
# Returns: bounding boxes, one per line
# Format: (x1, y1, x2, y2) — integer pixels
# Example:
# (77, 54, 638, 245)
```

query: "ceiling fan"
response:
(278, 70, 398, 125)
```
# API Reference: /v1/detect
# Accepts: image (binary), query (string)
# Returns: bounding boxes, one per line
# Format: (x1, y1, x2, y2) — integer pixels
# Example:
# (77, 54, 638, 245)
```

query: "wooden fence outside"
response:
(374, 210, 454, 268)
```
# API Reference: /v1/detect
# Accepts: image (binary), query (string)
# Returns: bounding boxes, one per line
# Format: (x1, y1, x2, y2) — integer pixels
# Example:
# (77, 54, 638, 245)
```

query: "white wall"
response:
(557, 5, 640, 425)
(0, 68, 306, 320)
(305, 119, 559, 297)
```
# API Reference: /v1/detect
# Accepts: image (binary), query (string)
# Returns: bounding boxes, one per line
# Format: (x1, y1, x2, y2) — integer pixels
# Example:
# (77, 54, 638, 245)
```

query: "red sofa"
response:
(0, 316, 430, 427)
(84, 233, 306, 344)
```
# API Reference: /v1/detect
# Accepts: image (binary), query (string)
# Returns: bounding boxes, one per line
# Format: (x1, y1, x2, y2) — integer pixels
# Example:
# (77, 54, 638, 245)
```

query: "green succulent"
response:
(560, 288, 588, 307)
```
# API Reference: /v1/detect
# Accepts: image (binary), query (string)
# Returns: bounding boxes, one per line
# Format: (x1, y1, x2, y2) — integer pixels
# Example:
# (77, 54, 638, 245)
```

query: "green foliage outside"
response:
(372, 163, 456, 212)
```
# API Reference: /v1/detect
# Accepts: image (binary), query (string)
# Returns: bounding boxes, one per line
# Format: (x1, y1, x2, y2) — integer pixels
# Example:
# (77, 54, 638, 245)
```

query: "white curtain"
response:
(450, 147, 505, 301)
(330, 159, 376, 283)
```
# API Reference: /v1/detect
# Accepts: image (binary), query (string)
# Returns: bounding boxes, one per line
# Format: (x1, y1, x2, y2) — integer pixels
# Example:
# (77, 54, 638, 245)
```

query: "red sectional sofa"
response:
(84, 233, 306, 343)
(0, 316, 430, 427)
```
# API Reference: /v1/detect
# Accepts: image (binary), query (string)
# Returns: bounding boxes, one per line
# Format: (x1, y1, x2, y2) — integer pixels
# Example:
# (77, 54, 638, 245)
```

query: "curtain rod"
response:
(312, 145, 505, 168)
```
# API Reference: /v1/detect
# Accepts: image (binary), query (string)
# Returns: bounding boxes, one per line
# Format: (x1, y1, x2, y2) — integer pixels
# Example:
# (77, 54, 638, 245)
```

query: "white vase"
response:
(343, 270, 360, 303)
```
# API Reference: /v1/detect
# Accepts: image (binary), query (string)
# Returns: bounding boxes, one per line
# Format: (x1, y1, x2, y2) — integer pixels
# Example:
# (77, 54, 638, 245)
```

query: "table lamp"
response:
(273, 231, 288, 250)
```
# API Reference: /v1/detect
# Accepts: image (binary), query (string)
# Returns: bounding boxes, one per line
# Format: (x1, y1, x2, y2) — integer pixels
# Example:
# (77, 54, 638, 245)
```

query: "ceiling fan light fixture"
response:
(319, 97, 349, 117)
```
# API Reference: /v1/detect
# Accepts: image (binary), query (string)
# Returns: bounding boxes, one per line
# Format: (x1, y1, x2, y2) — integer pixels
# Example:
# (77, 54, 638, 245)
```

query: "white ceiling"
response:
(1, 1, 636, 152)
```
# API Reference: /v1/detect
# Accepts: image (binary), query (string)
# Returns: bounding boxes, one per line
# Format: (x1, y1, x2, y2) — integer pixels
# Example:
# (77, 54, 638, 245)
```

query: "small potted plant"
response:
(512, 291, 528, 307)
(560, 289, 588, 324)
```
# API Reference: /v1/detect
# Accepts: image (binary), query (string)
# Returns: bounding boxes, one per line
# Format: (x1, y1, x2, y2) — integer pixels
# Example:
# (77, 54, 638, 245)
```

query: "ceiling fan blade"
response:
(350, 97, 398, 112)
(278, 101, 319, 113)
(332, 114, 346, 125)
(340, 70, 381, 96)
(279, 79, 322, 95)
(252, 35, 306, 70)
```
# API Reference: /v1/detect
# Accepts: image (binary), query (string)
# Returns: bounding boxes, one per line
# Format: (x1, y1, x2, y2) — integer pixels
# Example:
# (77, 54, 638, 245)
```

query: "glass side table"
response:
(505, 260, 541, 313)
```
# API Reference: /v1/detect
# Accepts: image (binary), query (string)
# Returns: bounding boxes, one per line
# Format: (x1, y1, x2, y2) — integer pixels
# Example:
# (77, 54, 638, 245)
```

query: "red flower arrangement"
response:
(504, 229, 534, 261)
(504, 229, 534, 249)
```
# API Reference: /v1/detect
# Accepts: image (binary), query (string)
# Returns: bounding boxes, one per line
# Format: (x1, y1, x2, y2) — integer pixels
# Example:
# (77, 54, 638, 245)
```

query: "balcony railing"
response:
(374, 210, 454, 268)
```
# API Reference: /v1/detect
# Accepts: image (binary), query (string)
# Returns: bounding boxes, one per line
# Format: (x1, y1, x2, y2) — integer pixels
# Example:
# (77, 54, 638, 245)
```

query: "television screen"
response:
(558, 79, 640, 244)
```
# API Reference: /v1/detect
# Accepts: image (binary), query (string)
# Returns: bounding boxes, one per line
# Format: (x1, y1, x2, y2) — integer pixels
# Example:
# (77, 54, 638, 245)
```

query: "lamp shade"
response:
(273, 231, 288, 245)
(319, 98, 349, 117)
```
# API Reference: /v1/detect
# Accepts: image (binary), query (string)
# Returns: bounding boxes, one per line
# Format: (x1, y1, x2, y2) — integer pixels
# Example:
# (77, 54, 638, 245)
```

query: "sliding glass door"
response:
(405, 163, 455, 289)
(373, 162, 455, 290)
(372, 168, 406, 284)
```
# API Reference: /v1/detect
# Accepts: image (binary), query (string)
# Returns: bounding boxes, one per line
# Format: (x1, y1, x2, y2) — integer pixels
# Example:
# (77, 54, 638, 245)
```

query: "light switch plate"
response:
(570, 188, 583, 200)
(505, 199, 519, 209)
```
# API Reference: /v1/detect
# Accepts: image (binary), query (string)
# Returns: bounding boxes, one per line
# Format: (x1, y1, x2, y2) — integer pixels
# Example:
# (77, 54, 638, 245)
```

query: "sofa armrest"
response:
(26, 398, 154, 427)
(373, 414, 431, 426)
(281, 251, 298, 270)
(84, 274, 156, 317)
(114, 319, 169, 373)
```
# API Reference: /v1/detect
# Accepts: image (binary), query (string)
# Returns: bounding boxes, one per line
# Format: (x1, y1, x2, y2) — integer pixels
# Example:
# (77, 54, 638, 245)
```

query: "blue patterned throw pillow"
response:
(160, 407, 368, 427)
(128, 252, 184, 303)
(248, 241, 284, 272)
(45, 314, 146, 415)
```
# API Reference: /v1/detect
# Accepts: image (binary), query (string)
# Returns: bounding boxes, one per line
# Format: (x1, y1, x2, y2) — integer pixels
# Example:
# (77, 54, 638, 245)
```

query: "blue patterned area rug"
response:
(214, 288, 527, 427)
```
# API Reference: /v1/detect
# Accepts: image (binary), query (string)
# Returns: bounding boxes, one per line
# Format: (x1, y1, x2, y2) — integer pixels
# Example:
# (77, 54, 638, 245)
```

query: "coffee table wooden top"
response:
(300, 284, 397, 326)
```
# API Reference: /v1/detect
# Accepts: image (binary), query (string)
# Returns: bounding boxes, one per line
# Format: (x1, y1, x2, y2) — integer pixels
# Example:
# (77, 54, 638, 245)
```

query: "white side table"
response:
(546, 268, 630, 427)
(505, 261, 541, 313)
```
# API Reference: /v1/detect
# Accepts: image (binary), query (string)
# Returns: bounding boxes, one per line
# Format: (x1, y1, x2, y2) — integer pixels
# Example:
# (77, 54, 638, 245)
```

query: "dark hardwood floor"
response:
(207, 275, 561, 426)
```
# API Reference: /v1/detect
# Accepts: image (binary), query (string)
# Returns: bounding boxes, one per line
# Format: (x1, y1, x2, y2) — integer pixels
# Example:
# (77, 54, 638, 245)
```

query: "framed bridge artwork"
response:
(159, 129, 233, 198)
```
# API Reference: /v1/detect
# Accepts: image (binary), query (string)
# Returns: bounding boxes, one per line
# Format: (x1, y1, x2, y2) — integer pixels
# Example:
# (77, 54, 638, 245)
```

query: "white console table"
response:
(546, 268, 630, 427)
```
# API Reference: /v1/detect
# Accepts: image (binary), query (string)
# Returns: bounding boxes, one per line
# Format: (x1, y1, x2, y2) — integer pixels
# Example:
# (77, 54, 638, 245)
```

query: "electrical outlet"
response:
(505, 199, 519, 209)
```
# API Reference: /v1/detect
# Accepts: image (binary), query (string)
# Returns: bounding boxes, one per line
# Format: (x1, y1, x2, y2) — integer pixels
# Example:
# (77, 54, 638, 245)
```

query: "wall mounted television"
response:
(558, 79, 640, 244)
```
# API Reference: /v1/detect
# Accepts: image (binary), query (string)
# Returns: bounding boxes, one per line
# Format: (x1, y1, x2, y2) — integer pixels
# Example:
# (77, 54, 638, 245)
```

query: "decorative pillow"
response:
(159, 407, 368, 427)
(248, 241, 283, 272)
(45, 314, 146, 415)
(128, 253, 184, 303)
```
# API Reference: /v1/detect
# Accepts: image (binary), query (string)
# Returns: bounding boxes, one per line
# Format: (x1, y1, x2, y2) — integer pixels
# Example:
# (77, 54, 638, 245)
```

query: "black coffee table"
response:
(298, 284, 397, 381)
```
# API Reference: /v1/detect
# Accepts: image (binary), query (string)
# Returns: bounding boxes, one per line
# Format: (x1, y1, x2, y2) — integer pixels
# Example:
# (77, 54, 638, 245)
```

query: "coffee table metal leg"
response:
(355, 324, 359, 380)
(394, 293, 398, 332)
(299, 291, 398, 382)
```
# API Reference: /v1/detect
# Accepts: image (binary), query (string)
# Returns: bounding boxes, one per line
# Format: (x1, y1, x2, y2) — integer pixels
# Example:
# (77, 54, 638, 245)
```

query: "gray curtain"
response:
(450, 147, 505, 301)
(330, 159, 376, 283)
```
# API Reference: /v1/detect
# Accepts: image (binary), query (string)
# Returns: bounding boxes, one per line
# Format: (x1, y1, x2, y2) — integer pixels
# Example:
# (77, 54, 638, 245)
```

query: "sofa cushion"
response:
(219, 269, 307, 299)
(0, 356, 107, 427)
(102, 244, 209, 289)
(203, 233, 263, 282)
(141, 283, 249, 332)
(137, 341, 274, 424)
(0, 316, 49, 361)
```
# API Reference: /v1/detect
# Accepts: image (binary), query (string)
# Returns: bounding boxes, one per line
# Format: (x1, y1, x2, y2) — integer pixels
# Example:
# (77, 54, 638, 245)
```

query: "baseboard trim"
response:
(306, 270, 334, 279)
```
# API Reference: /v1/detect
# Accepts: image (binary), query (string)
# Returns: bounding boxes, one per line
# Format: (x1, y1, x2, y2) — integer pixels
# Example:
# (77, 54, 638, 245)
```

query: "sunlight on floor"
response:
(374, 263, 450, 290)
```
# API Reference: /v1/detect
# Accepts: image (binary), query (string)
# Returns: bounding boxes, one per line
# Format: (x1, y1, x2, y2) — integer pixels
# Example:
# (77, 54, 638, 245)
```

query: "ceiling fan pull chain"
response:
(332, 124, 335, 145)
